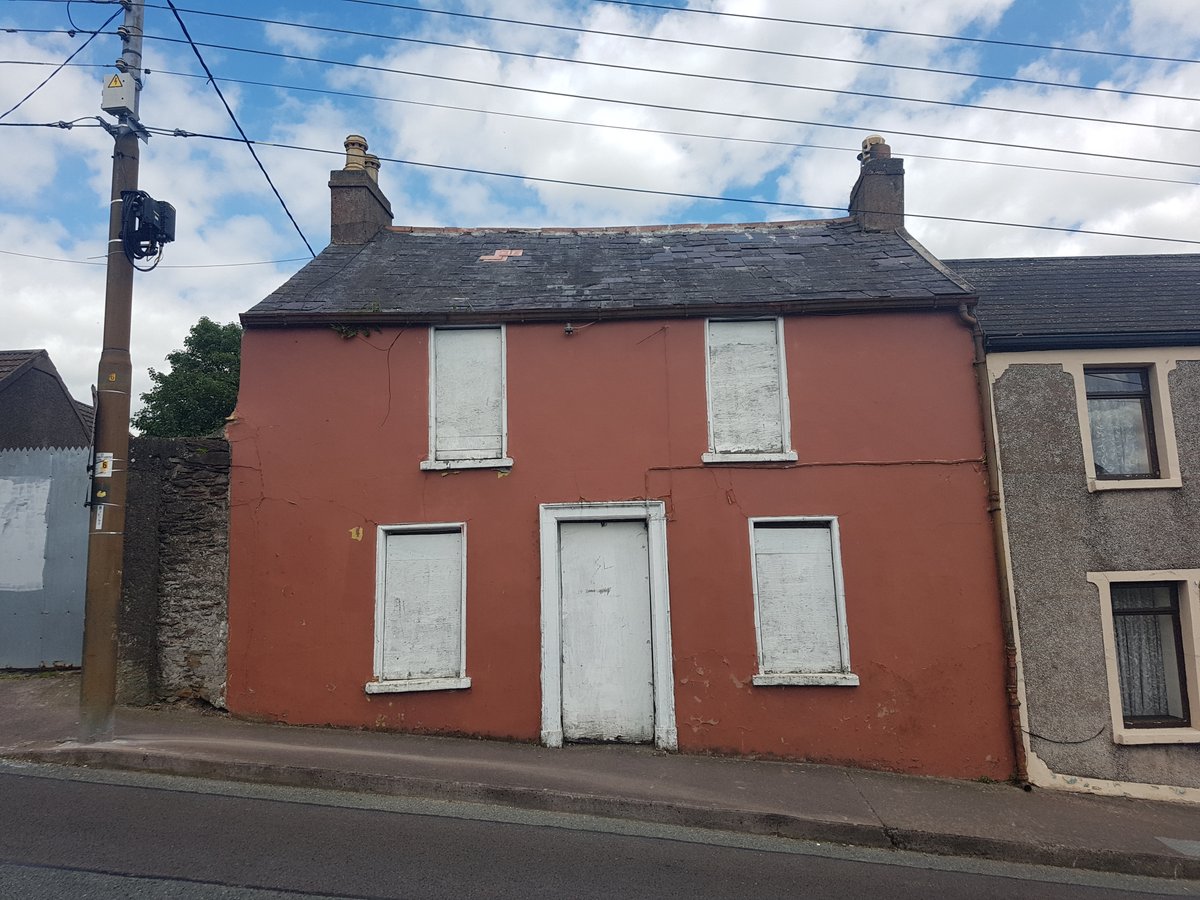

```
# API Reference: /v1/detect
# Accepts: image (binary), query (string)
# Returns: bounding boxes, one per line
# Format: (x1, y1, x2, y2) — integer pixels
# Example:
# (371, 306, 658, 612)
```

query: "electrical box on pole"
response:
(100, 72, 136, 117)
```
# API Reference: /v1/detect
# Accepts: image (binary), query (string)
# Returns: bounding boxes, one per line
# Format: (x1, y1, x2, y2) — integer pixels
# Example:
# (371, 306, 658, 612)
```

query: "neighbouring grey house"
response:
(0, 349, 93, 668)
(953, 255, 1200, 801)
(0, 350, 93, 450)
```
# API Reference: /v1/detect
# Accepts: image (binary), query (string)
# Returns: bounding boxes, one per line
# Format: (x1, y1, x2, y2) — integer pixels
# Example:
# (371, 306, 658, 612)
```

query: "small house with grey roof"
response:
(958, 255, 1200, 800)
(225, 136, 1017, 779)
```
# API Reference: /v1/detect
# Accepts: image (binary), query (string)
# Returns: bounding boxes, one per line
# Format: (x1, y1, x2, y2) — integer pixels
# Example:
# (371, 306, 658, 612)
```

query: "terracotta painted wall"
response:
(227, 311, 1015, 779)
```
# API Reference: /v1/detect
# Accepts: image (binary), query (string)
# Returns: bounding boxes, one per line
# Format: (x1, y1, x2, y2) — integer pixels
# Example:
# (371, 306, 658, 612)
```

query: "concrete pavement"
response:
(2, 671, 1199, 881)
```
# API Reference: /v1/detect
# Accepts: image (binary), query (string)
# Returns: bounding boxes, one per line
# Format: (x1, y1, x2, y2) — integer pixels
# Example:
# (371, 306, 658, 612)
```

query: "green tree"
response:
(132, 317, 242, 437)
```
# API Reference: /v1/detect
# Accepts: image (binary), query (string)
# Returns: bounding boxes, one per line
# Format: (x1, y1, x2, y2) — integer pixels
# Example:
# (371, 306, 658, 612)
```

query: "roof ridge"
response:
(948, 254, 1200, 265)
(386, 218, 857, 236)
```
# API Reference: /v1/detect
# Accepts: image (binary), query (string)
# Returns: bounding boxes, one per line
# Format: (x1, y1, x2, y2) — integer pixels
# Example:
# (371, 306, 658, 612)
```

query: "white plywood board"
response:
(379, 529, 463, 681)
(559, 520, 655, 743)
(707, 320, 784, 454)
(433, 328, 504, 459)
(754, 525, 844, 674)
(0, 476, 51, 592)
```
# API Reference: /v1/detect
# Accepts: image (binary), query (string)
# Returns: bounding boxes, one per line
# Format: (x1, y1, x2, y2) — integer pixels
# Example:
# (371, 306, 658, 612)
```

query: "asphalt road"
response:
(0, 762, 1195, 899)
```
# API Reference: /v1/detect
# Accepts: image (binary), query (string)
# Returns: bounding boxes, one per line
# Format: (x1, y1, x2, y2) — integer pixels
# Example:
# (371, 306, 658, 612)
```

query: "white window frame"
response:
(420, 325, 513, 471)
(366, 522, 471, 694)
(1091, 570, 1200, 745)
(1070, 354, 1180, 491)
(748, 516, 858, 687)
(703, 318, 798, 464)
(538, 501, 677, 751)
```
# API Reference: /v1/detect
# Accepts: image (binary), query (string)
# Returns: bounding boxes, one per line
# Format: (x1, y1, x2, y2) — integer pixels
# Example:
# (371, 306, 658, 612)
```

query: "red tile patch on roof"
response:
(478, 249, 524, 262)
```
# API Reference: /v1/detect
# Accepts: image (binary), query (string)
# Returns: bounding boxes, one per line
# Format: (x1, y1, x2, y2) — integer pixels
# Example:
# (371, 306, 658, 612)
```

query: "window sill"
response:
(1088, 476, 1182, 492)
(703, 451, 798, 464)
(421, 457, 513, 471)
(364, 676, 471, 694)
(1113, 725, 1200, 745)
(752, 672, 859, 687)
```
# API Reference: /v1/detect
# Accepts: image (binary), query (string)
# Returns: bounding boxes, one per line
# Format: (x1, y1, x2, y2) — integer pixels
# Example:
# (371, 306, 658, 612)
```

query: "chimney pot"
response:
(330, 133, 393, 244)
(857, 134, 890, 163)
(344, 134, 368, 170)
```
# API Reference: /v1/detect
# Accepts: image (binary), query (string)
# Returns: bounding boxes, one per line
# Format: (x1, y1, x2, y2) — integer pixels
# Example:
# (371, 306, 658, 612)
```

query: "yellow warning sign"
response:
(107, 74, 123, 88)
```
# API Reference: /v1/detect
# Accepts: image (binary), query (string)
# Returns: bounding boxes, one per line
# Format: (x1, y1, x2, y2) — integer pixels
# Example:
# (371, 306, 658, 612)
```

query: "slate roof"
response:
(0, 349, 42, 384)
(75, 400, 96, 437)
(244, 219, 973, 325)
(948, 255, 1200, 351)
(0, 348, 94, 437)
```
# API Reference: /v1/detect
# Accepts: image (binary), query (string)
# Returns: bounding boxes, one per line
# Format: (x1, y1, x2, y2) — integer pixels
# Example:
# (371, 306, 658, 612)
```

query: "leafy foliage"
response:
(132, 317, 242, 437)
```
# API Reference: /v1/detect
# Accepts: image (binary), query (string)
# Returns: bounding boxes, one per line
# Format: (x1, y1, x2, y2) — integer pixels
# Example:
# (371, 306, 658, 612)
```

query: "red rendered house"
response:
(226, 136, 1016, 779)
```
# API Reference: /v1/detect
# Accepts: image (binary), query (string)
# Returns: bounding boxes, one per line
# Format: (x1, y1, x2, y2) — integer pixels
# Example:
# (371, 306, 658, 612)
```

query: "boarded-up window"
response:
(752, 521, 851, 677)
(376, 527, 465, 683)
(0, 476, 51, 592)
(706, 320, 788, 455)
(431, 327, 505, 462)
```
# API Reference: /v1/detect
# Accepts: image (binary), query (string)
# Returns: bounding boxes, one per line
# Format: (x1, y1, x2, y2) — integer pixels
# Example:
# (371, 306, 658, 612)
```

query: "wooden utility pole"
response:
(79, 0, 145, 742)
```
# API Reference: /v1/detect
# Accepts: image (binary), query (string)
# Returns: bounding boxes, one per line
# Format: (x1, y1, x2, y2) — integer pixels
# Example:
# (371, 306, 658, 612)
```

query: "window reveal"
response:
(705, 320, 793, 459)
(749, 519, 857, 687)
(423, 326, 510, 469)
(1084, 368, 1158, 479)
(1111, 582, 1190, 728)
(368, 525, 470, 693)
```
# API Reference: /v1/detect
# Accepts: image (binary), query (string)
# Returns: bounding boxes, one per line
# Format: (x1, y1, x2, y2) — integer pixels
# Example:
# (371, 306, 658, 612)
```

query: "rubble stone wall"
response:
(119, 437, 229, 707)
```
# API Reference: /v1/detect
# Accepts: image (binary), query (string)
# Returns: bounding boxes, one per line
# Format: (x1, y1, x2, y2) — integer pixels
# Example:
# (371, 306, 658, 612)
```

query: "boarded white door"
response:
(559, 520, 654, 743)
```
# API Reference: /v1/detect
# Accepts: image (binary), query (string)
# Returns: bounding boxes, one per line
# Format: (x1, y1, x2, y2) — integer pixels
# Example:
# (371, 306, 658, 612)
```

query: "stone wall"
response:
(119, 437, 229, 707)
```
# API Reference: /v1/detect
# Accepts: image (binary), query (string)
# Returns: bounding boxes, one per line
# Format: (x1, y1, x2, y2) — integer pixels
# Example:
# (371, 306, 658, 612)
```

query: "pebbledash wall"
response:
(226, 311, 1016, 779)
(118, 437, 229, 707)
(990, 355, 1200, 791)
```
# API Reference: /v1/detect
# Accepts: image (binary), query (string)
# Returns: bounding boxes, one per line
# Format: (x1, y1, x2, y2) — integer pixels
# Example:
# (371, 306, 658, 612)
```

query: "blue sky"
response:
(2, 0, 1199, 404)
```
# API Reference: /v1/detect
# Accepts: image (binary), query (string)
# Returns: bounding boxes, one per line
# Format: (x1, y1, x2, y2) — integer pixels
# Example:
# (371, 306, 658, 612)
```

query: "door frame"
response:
(539, 501, 677, 750)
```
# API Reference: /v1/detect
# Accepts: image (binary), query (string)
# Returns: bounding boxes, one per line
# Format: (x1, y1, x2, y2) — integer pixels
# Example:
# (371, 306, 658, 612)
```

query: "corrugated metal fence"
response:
(0, 447, 90, 668)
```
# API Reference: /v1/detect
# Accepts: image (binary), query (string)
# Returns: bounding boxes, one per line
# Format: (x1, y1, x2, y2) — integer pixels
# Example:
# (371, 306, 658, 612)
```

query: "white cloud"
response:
(262, 19, 331, 58)
(3, 0, 1199, 404)
(1126, 0, 1200, 52)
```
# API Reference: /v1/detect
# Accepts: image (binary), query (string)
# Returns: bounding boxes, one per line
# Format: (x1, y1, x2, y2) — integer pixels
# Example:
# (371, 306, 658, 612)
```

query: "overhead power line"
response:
(139, 69, 1200, 190)
(0, 116, 107, 128)
(24, 0, 1200, 103)
(0, 246, 309, 268)
(152, 127, 1200, 247)
(331, 0, 1198, 104)
(0, 6, 120, 120)
(26, 0, 1200, 70)
(6, 68, 1196, 189)
(10, 24, 1200, 160)
(127, 34, 1200, 173)
(163, 1, 315, 258)
(590, 0, 1200, 67)
(4, 72, 1195, 192)
(129, 7, 1200, 136)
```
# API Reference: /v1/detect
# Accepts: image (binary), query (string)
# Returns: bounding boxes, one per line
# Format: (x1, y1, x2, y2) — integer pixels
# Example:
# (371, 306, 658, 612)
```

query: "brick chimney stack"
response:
(848, 135, 904, 232)
(329, 134, 393, 244)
